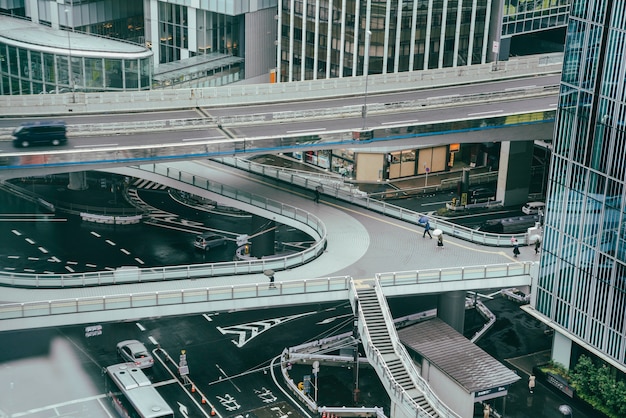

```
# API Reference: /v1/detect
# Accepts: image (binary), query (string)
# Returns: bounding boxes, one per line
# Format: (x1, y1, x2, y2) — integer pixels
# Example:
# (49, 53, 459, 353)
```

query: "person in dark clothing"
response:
(513, 239, 520, 257)
(314, 188, 320, 203)
(534, 239, 541, 254)
(423, 221, 432, 239)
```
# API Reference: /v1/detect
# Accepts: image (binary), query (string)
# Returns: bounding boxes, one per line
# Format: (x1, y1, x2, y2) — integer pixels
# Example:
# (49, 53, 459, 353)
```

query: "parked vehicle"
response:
(116, 340, 154, 369)
(522, 201, 545, 215)
(480, 215, 541, 234)
(12, 121, 67, 147)
(194, 232, 227, 251)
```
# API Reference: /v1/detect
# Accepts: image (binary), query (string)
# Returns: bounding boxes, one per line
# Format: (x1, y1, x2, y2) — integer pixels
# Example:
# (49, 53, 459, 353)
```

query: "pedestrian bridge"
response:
(0, 262, 533, 332)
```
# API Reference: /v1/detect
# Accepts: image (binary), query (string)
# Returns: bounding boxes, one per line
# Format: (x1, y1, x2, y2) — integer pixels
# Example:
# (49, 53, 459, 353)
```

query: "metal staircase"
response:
(351, 280, 461, 418)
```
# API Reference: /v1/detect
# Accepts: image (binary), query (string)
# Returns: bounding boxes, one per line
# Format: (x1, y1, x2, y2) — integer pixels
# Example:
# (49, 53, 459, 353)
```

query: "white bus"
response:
(106, 363, 174, 418)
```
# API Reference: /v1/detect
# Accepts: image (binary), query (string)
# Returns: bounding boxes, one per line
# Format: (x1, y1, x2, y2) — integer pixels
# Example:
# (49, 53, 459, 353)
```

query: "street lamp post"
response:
(362, 30, 372, 130)
(65, 4, 75, 103)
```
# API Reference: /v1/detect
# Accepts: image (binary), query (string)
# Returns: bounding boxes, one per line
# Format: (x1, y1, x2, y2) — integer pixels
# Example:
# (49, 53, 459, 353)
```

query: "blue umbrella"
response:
(419, 216, 429, 224)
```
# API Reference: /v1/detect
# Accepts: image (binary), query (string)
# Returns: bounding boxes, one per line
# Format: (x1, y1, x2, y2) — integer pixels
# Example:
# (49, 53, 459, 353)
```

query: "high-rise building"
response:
(528, 0, 626, 377)
(277, 0, 570, 82)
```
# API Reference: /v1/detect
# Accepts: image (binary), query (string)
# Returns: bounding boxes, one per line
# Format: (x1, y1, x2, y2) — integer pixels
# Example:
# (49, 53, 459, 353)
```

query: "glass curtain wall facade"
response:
(0, 17, 153, 95)
(502, 0, 570, 36)
(278, 0, 493, 82)
(156, 1, 242, 65)
(534, 0, 626, 373)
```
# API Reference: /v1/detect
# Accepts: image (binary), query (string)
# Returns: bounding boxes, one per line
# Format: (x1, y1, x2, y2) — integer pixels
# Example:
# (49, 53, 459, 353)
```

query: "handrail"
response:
(0, 83, 558, 139)
(0, 163, 327, 288)
(217, 157, 534, 246)
(0, 53, 563, 117)
(0, 263, 531, 322)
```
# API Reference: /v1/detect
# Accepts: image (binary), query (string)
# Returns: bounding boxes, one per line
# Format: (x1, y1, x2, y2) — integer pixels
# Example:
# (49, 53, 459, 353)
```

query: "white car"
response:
(522, 201, 545, 215)
(116, 340, 154, 369)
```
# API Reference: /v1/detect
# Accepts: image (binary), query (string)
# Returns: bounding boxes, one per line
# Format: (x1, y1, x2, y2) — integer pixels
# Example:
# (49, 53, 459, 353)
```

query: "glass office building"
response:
(531, 0, 626, 375)
(278, 0, 500, 82)
(502, 0, 570, 36)
(0, 16, 152, 95)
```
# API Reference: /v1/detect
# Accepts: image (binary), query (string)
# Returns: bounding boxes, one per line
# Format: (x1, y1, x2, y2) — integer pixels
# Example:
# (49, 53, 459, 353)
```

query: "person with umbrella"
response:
(422, 218, 432, 239)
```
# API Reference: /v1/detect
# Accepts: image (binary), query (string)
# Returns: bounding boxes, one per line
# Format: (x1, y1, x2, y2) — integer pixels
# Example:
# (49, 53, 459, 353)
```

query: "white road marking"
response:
(286, 128, 327, 133)
(25, 238, 35, 244)
(216, 364, 242, 393)
(149, 336, 159, 345)
(74, 143, 119, 148)
(427, 94, 460, 99)
(64, 266, 75, 273)
(468, 110, 503, 116)
(202, 313, 213, 322)
(381, 119, 419, 125)
(38, 247, 48, 254)
(27, 257, 39, 261)
(11, 230, 21, 236)
(120, 249, 130, 255)
(505, 85, 536, 91)
(91, 232, 101, 237)
(105, 240, 116, 246)
(136, 323, 146, 331)
(182, 136, 223, 142)
(135, 258, 144, 264)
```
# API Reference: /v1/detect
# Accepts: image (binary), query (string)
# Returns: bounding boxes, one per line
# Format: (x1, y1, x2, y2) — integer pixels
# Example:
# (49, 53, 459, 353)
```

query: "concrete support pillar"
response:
(496, 140, 534, 207)
(250, 215, 275, 258)
(437, 290, 466, 333)
(552, 330, 573, 369)
(67, 171, 88, 191)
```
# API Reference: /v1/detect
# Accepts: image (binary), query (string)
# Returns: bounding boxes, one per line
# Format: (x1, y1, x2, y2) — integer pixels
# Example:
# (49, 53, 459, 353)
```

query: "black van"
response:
(12, 121, 67, 147)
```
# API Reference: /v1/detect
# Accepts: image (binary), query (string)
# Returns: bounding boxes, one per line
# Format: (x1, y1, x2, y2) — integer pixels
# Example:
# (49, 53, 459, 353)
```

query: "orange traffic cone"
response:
(210, 408, 216, 416)
(191, 385, 196, 393)
(202, 397, 206, 404)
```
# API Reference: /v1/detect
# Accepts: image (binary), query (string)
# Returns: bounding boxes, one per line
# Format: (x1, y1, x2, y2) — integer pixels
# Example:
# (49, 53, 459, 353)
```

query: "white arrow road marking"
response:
(216, 312, 315, 347)
(178, 402, 189, 418)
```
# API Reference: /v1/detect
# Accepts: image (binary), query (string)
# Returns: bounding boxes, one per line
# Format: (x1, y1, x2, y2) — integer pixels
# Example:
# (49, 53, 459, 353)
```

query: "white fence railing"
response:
(0, 53, 563, 117)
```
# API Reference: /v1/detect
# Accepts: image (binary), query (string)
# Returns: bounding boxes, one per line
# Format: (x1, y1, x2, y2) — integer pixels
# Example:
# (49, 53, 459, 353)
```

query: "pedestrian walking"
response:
(534, 239, 541, 254)
(512, 238, 520, 258)
(528, 374, 536, 394)
(264, 269, 276, 289)
(314, 186, 321, 203)
(423, 221, 432, 239)
(437, 233, 444, 247)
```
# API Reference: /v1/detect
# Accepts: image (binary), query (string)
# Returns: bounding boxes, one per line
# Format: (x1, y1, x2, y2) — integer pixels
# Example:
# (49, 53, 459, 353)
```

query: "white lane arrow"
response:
(177, 402, 189, 418)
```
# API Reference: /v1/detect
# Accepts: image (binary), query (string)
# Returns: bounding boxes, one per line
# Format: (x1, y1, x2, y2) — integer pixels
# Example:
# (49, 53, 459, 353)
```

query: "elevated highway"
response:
(0, 54, 562, 178)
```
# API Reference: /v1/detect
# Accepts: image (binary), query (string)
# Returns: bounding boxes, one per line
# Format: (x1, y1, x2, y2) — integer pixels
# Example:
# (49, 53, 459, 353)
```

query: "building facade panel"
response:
(278, 0, 496, 82)
(535, 0, 626, 373)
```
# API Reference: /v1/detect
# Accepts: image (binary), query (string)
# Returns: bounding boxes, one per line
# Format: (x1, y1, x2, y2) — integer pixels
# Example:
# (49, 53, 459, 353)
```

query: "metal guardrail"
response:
(0, 163, 327, 288)
(0, 53, 563, 117)
(0, 276, 352, 321)
(372, 278, 461, 418)
(217, 157, 533, 246)
(0, 263, 532, 323)
(0, 83, 558, 140)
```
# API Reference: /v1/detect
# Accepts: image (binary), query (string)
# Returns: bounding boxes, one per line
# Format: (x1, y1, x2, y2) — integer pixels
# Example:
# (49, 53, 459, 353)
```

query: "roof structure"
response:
(153, 53, 244, 81)
(0, 16, 151, 59)
(398, 318, 520, 393)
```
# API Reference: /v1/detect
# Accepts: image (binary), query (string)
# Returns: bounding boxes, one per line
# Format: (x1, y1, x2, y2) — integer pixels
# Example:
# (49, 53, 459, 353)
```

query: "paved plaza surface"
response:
(0, 158, 598, 418)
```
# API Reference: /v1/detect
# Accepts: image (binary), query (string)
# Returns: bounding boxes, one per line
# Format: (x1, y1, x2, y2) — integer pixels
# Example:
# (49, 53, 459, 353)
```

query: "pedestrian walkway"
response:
(0, 158, 590, 418)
